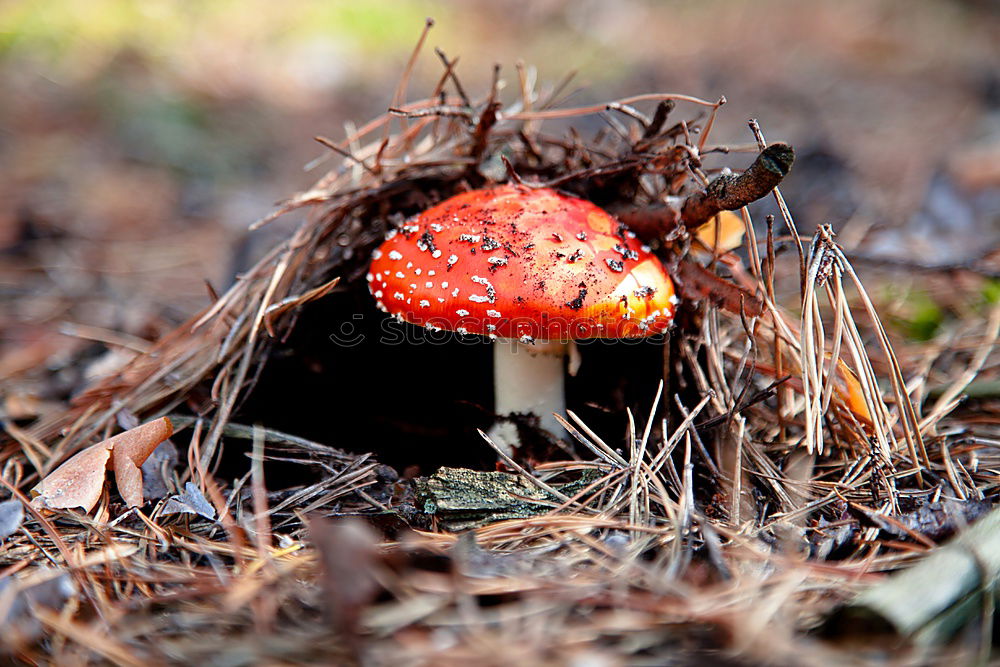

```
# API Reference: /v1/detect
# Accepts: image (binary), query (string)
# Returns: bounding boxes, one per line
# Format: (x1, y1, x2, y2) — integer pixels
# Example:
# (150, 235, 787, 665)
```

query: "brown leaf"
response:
(692, 211, 746, 257)
(752, 359, 873, 426)
(111, 417, 173, 507)
(31, 417, 174, 512)
(675, 260, 764, 318)
(831, 359, 874, 426)
(31, 441, 113, 512)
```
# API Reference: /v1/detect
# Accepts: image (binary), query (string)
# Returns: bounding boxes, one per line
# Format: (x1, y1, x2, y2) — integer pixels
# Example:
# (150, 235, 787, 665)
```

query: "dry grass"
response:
(1, 35, 998, 666)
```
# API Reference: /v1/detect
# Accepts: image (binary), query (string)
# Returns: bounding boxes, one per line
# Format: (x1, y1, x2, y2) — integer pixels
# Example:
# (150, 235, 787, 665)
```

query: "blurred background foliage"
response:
(0, 0, 998, 390)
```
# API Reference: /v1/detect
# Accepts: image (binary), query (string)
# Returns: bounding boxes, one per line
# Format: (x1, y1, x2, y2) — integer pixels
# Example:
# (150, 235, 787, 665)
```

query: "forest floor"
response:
(1, 1, 999, 664)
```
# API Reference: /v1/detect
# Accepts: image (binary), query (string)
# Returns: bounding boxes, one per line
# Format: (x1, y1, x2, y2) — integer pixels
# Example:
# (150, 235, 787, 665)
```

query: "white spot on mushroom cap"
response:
(395, 271, 405, 279)
(393, 292, 405, 300)
(365, 273, 373, 282)
(419, 300, 430, 308)
(452, 288, 460, 297)
(406, 261, 413, 268)
(374, 290, 383, 298)
(425, 281, 433, 288)
(456, 309, 470, 316)
(469, 275, 496, 303)
(441, 281, 449, 288)
(432, 249, 443, 259)
(388, 250, 403, 261)
(428, 270, 436, 276)
(486, 309, 501, 318)
(430, 223, 444, 232)
(372, 249, 383, 259)
(447, 254, 458, 266)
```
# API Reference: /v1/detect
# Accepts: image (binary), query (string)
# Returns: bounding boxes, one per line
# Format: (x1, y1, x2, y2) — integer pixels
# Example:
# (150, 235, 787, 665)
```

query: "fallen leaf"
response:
(832, 359, 873, 425)
(675, 260, 764, 318)
(141, 439, 178, 501)
(118, 409, 180, 500)
(0, 499, 24, 540)
(31, 417, 174, 512)
(693, 210, 746, 256)
(111, 416, 175, 507)
(161, 481, 216, 520)
(753, 359, 873, 426)
(30, 442, 113, 512)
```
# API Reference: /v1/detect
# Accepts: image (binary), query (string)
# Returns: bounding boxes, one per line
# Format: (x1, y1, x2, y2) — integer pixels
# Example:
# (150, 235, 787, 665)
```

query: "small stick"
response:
(313, 136, 376, 176)
(749, 119, 806, 295)
(606, 101, 651, 129)
(697, 96, 727, 153)
(641, 100, 675, 140)
(765, 215, 788, 441)
(385, 17, 434, 142)
(433, 47, 470, 108)
(478, 430, 572, 503)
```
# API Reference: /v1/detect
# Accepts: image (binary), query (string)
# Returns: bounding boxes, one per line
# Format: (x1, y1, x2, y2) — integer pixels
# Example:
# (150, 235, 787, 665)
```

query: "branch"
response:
(680, 142, 795, 227)
(613, 142, 795, 239)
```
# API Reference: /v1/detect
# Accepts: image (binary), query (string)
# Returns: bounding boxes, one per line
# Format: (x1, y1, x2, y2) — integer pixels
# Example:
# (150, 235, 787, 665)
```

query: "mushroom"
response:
(367, 184, 677, 450)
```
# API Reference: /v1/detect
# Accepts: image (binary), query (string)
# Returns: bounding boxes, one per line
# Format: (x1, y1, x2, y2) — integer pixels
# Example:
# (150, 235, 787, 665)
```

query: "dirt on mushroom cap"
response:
(368, 185, 677, 341)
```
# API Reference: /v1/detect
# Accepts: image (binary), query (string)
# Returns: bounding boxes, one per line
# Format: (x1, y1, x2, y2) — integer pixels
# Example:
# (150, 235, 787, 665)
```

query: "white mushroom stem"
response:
(488, 338, 568, 453)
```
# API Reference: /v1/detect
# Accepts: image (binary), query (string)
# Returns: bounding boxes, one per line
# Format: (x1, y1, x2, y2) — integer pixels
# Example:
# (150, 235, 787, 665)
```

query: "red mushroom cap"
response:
(368, 185, 677, 341)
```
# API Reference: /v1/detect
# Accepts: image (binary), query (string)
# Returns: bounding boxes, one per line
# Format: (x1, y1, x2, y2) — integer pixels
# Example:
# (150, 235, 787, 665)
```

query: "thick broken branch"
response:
(615, 142, 795, 239)
(681, 142, 795, 226)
